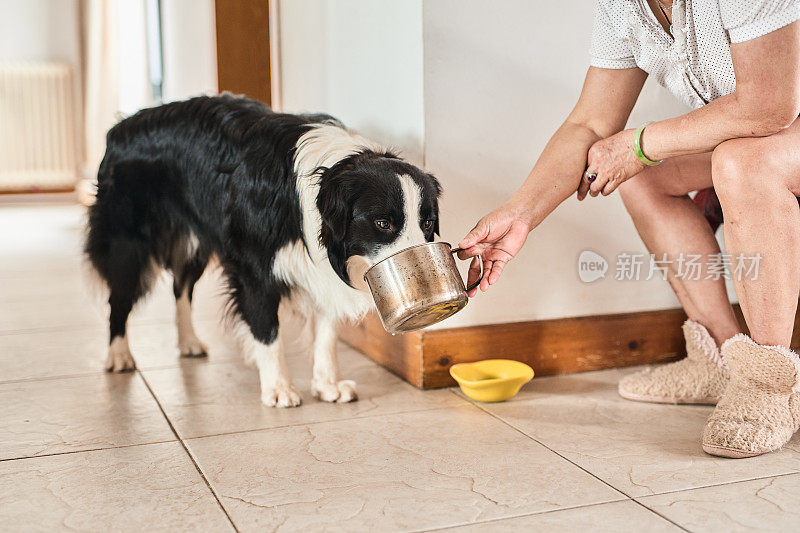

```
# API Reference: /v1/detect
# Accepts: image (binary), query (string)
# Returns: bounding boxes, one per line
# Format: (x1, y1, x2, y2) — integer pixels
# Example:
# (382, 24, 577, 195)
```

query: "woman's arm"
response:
(587, 20, 800, 197)
(458, 66, 647, 294)
(509, 67, 647, 226)
(645, 20, 800, 159)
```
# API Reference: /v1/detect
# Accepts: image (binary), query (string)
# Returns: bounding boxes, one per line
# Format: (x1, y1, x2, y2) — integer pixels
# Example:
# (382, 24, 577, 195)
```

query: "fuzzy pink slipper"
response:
(702, 334, 800, 458)
(618, 319, 729, 404)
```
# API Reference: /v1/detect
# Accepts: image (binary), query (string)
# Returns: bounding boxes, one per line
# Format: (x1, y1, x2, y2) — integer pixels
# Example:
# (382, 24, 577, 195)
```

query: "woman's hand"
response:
(578, 129, 646, 200)
(457, 204, 532, 296)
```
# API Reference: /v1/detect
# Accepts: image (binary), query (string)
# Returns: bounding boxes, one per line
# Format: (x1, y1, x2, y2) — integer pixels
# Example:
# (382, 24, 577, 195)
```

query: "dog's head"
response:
(317, 150, 441, 287)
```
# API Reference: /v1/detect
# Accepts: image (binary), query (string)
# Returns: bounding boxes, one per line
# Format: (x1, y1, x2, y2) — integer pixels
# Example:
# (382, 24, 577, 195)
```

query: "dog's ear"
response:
(316, 161, 355, 245)
(426, 172, 442, 236)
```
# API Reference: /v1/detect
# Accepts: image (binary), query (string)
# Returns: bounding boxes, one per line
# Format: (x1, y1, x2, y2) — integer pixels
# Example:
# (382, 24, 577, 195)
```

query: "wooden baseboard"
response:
(340, 306, 800, 389)
(0, 187, 75, 195)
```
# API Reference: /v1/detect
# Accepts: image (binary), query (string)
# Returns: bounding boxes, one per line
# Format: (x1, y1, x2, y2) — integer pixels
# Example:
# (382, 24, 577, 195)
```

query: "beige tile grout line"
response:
(3, 402, 473, 463)
(412, 500, 645, 533)
(447, 389, 691, 533)
(0, 358, 236, 386)
(632, 469, 800, 500)
(0, 314, 220, 338)
(0, 319, 162, 338)
(136, 369, 240, 533)
(0, 439, 179, 463)
(180, 401, 477, 443)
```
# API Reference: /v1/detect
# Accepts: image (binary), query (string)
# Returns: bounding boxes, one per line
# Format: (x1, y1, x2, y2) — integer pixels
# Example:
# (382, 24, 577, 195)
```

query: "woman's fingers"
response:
(589, 171, 609, 197)
(601, 179, 618, 196)
(577, 170, 593, 201)
(456, 245, 481, 260)
(577, 175, 589, 201)
(487, 258, 506, 285)
(478, 260, 491, 291)
(465, 254, 510, 295)
(466, 256, 481, 297)
(459, 219, 490, 250)
(477, 259, 505, 292)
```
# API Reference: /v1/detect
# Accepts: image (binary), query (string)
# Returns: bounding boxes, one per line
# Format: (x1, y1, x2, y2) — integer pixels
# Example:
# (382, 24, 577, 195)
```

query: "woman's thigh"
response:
(623, 151, 713, 198)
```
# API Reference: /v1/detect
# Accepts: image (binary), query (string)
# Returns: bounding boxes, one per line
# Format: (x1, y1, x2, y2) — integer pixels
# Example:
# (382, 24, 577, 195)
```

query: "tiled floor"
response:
(1, 202, 799, 532)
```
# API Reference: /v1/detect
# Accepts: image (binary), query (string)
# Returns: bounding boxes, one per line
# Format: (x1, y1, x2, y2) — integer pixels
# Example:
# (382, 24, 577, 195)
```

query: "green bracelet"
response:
(633, 122, 663, 166)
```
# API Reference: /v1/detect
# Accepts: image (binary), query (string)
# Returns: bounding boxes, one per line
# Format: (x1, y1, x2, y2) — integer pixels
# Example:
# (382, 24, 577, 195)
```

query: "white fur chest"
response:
(271, 125, 382, 322)
(272, 239, 372, 322)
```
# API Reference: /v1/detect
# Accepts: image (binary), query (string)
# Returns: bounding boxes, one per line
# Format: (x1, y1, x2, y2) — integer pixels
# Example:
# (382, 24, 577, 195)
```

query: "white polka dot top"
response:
(590, 0, 800, 108)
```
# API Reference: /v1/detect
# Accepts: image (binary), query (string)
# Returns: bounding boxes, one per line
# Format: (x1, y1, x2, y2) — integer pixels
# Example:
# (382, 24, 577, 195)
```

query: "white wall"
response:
(278, 0, 425, 164)
(423, 0, 693, 328)
(0, 0, 80, 65)
(276, 0, 698, 328)
(161, 0, 218, 102)
(116, 0, 150, 116)
(0, 0, 83, 182)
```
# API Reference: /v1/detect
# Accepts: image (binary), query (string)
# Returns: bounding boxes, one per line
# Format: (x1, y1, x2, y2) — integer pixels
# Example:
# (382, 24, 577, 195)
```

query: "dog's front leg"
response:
(256, 330, 302, 408)
(237, 322, 302, 408)
(311, 314, 357, 403)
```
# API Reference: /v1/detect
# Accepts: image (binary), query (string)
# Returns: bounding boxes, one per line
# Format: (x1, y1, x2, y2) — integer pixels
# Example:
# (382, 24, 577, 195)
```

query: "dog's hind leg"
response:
(173, 250, 209, 357)
(311, 314, 357, 403)
(103, 240, 154, 372)
(107, 291, 136, 372)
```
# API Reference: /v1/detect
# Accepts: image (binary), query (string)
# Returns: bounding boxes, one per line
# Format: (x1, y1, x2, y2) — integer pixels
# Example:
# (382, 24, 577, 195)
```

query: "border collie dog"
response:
(86, 94, 440, 407)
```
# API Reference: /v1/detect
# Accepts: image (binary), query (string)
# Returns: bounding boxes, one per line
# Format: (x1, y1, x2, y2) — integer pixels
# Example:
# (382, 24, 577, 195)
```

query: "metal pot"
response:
(363, 242, 484, 334)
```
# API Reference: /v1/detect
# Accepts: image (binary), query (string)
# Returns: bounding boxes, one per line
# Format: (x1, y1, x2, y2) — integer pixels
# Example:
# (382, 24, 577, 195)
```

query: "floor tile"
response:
(142, 344, 467, 438)
(0, 256, 227, 333)
(129, 319, 241, 369)
(186, 406, 623, 531)
(440, 499, 679, 532)
(0, 327, 108, 382)
(0, 205, 86, 279)
(0, 442, 233, 531)
(0, 290, 108, 333)
(0, 319, 240, 383)
(478, 367, 800, 497)
(0, 271, 225, 334)
(0, 373, 174, 460)
(639, 473, 800, 532)
(0, 267, 88, 303)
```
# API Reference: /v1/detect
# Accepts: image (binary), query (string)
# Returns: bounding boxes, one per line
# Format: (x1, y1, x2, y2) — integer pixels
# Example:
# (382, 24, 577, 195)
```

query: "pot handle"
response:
(450, 247, 484, 292)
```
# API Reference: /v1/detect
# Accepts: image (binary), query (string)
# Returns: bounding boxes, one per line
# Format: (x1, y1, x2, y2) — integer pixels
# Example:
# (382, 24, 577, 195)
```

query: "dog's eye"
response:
(422, 219, 435, 231)
(374, 219, 391, 231)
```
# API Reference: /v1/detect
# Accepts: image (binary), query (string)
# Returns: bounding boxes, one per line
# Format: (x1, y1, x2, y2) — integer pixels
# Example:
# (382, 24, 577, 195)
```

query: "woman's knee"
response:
(711, 139, 781, 199)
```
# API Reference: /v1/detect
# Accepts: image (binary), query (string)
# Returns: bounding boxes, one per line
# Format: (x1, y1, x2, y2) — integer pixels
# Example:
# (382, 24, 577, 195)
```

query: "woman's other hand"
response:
(457, 204, 531, 296)
(578, 129, 646, 200)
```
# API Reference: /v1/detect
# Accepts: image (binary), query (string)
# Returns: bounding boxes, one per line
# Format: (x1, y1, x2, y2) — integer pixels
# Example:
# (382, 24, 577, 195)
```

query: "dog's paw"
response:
(261, 383, 303, 408)
(312, 379, 358, 403)
(105, 340, 136, 372)
(178, 335, 208, 358)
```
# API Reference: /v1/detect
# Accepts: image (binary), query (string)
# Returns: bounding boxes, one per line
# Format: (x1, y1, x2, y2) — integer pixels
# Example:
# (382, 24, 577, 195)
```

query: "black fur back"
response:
(86, 94, 331, 341)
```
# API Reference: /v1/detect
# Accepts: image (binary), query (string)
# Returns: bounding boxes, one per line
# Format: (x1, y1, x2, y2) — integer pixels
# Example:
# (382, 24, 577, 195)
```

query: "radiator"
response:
(0, 62, 80, 191)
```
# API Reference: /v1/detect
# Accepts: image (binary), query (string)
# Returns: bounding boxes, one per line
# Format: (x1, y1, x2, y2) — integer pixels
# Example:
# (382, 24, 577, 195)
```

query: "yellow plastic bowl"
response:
(449, 359, 534, 402)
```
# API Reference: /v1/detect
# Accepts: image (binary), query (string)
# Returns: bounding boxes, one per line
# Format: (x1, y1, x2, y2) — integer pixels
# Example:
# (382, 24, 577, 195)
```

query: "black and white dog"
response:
(86, 94, 440, 407)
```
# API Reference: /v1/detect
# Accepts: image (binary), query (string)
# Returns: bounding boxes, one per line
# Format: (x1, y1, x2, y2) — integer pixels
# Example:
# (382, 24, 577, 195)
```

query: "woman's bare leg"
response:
(619, 153, 741, 345)
(711, 119, 800, 347)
